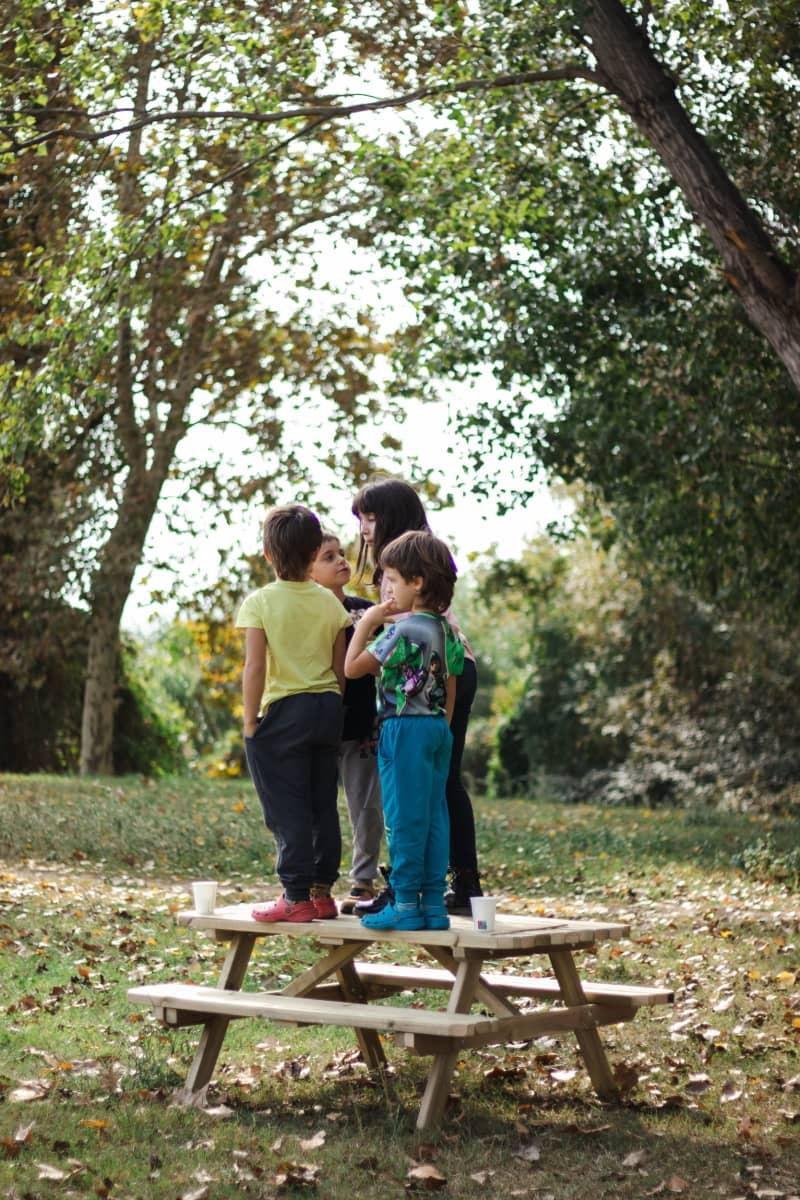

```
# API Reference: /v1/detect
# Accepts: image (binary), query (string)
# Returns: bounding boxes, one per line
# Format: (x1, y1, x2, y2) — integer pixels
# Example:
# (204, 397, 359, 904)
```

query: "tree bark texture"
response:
(79, 466, 166, 775)
(583, 0, 800, 392)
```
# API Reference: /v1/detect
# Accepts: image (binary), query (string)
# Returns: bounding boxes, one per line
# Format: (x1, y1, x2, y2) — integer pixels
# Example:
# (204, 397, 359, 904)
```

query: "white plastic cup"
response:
(191, 880, 218, 914)
(470, 895, 497, 933)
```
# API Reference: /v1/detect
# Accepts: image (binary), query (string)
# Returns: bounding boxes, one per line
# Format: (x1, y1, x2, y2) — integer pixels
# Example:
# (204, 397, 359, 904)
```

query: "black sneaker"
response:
(353, 865, 392, 916)
(444, 868, 483, 916)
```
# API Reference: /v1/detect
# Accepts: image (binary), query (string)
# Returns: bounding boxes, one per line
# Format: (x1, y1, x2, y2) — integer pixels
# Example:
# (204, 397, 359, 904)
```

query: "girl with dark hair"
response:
(351, 476, 483, 914)
(351, 477, 430, 586)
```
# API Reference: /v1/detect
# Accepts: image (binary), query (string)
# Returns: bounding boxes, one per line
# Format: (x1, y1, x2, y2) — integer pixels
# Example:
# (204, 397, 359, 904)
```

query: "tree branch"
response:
(8, 66, 602, 149)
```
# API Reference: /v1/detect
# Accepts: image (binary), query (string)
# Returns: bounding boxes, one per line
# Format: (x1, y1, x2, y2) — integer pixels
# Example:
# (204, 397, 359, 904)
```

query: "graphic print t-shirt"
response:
(368, 611, 464, 719)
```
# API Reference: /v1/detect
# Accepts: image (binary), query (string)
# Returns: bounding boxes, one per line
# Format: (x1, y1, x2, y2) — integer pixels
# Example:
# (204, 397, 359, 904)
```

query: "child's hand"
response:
(368, 599, 399, 626)
(244, 718, 259, 738)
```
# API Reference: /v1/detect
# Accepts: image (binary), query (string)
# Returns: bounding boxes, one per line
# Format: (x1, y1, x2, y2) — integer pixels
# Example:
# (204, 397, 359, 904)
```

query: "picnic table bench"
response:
(129, 904, 673, 1131)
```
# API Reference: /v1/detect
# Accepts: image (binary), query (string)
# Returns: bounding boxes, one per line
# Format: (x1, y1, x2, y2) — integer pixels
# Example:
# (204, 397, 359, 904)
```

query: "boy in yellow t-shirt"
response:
(236, 504, 351, 923)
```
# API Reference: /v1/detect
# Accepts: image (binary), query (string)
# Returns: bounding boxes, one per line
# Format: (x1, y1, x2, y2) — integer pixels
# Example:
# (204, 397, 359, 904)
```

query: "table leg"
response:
(183, 933, 256, 1094)
(336, 960, 387, 1071)
(427, 945, 519, 1018)
(416, 958, 485, 1132)
(548, 949, 618, 1100)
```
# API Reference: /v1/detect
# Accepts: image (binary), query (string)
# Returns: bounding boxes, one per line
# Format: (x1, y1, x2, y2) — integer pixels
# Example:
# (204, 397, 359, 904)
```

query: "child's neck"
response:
(329, 584, 346, 602)
(411, 598, 434, 613)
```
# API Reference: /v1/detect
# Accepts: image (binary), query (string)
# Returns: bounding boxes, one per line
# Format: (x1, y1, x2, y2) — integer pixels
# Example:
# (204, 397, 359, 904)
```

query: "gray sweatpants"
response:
(339, 739, 383, 886)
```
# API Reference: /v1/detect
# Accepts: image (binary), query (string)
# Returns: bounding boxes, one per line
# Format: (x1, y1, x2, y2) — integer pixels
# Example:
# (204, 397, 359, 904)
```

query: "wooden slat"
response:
(176, 905, 629, 951)
(128, 983, 495, 1039)
(350, 962, 673, 1008)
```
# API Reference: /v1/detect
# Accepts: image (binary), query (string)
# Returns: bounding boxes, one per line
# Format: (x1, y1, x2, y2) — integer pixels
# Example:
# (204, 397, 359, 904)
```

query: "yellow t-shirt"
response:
(236, 580, 351, 708)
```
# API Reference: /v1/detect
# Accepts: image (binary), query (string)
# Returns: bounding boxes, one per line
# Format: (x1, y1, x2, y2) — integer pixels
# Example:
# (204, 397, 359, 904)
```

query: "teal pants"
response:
(378, 716, 452, 906)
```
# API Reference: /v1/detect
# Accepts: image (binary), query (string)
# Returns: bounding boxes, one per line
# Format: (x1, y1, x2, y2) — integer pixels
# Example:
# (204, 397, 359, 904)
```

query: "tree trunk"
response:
(79, 466, 164, 775)
(583, 0, 800, 392)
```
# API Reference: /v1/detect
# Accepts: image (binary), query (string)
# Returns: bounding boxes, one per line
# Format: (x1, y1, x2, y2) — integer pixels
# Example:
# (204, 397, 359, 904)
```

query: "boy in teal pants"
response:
(344, 530, 464, 931)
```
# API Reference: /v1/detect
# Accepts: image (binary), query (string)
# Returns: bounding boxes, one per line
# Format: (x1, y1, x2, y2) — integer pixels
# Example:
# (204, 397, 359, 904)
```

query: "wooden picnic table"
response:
(128, 904, 673, 1131)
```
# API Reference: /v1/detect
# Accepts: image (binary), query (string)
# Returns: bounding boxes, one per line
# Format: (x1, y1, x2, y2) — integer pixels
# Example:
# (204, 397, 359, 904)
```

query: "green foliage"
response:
(733, 833, 800, 889)
(466, 533, 800, 809)
(113, 639, 188, 777)
(359, 0, 800, 620)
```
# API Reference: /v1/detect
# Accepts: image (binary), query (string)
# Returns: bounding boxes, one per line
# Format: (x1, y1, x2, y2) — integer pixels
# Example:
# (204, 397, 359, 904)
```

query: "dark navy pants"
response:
(446, 658, 479, 871)
(245, 691, 343, 900)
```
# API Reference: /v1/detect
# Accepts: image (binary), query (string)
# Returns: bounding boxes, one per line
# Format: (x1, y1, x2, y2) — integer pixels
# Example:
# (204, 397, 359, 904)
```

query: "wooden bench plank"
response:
(128, 983, 493, 1039)
(128, 983, 636, 1051)
(349, 963, 673, 1008)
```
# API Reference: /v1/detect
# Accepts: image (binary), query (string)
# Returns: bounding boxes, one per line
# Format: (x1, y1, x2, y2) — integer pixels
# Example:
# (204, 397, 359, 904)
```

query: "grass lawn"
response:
(1, 774, 798, 1199)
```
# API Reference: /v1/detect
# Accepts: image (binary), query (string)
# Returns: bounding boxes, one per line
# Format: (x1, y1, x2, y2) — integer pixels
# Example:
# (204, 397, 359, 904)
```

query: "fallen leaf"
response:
(9, 1082, 50, 1103)
(685, 1073, 712, 1094)
(613, 1061, 640, 1094)
(667, 1176, 690, 1192)
(720, 1081, 743, 1103)
(36, 1161, 83, 1182)
(471, 1171, 494, 1184)
(274, 1161, 320, 1190)
(406, 1163, 447, 1190)
(180, 1188, 209, 1200)
(299, 1130, 326, 1151)
(622, 1149, 647, 1168)
(512, 1142, 541, 1163)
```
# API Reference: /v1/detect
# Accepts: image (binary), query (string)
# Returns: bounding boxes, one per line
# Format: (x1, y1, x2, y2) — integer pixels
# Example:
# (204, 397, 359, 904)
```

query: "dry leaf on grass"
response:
(622, 1149, 647, 1168)
(684, 1073, 712, 1094)
(299, 1131, 326, 1151)
(406, 1163, 447, 1190)
(274, 1161, 320, 1190)
(180, 1187, 209, 1200)
(513, 1142, 541, 1163)
(9, 1081, 50, 1103)
(36, 1161, 83, 1182)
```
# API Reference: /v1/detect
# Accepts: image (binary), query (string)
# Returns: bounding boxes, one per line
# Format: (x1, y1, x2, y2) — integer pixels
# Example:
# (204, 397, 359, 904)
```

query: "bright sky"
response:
(121, 238, 564, 634)
(121, 399, 563, 634)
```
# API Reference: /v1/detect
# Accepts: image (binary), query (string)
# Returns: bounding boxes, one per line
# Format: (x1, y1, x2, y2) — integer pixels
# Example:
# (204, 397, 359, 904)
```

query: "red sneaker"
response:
(251, 895, 317, 923)
(311, 891, 338, 919)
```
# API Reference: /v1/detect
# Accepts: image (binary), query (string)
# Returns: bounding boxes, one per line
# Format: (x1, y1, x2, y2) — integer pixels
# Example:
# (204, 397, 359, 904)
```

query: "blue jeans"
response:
(378, 716, 452, 906)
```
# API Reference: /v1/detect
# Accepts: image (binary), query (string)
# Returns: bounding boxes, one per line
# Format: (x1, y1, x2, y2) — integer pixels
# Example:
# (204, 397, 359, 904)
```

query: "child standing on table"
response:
(310, 531, 383, 913)
(351, 476, 483, 915)
(345, 530, 464, 931)
(237, 504, 351, 923)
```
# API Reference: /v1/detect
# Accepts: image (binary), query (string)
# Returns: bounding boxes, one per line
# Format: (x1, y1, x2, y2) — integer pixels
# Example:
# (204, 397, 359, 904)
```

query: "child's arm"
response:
(242, 627, 267, 738)
(445, 675, 457, 725)
(332, 628, 347, 694)
(345, 600, 395, 678)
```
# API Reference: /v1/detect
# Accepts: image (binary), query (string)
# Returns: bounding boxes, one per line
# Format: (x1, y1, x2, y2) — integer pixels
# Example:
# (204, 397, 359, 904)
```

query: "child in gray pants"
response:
(311, 533, 383, 912)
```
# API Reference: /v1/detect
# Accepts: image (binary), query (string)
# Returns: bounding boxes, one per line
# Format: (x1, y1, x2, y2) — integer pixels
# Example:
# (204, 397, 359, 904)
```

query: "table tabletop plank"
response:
(177, 904, 629, 950)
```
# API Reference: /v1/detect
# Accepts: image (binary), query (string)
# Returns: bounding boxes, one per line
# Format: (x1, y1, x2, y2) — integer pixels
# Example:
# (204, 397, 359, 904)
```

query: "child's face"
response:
(382, 565, 422, 612)
(311, 539, 351, 590)
(358, 511, 377, 546)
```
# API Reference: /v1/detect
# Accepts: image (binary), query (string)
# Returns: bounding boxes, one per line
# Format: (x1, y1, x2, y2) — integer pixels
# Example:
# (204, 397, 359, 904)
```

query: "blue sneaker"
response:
(361, 901, 424, 931)
(422, 908, 450, 931)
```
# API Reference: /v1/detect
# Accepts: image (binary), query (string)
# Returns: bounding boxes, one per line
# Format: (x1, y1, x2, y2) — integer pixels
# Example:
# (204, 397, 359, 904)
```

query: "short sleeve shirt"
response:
(368, 611, 464, 718)
(236, 579, 350, 709)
